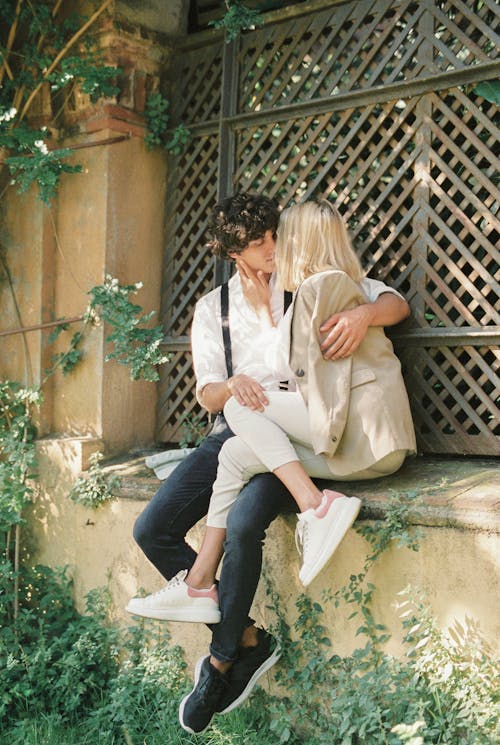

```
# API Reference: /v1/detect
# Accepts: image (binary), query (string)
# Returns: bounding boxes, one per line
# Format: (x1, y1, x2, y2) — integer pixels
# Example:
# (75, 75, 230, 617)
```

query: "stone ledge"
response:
(103, 452, 500, 533)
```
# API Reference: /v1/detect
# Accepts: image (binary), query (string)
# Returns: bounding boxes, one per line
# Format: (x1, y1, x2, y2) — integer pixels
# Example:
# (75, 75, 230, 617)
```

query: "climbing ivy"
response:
(0, 0, 119, 204)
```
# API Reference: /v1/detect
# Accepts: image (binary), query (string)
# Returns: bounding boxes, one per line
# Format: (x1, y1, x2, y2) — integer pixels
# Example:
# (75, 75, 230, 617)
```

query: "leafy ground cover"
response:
(1, 495, 498, 745)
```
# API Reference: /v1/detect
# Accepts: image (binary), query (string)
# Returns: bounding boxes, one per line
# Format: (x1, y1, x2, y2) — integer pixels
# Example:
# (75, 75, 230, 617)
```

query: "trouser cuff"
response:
(209, 642, 237, 664)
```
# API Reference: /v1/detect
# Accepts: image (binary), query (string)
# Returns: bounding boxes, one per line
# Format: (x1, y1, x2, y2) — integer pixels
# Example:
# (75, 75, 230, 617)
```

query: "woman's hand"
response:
(236, 258, 274, 327)
(227, 374, 269, 411)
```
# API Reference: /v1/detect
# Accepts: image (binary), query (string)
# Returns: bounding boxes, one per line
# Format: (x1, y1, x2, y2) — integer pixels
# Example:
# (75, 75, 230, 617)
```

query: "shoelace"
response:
(148, 569, 187, 600)
(198, 664, 228, 706)
(295, 520, 309, 557)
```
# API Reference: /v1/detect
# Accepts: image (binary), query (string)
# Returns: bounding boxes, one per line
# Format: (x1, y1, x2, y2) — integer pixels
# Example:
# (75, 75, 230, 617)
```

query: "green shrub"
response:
(262, 586, 499, 744)
(0, 564, 119, 722)
(0, 562, 191, 742)
(0, 1, 119, 205)
(144, 92, 191, 154)
(0, 489, 497, 745)
(68, 451, 120, 509)
(252, 491, 499, 744)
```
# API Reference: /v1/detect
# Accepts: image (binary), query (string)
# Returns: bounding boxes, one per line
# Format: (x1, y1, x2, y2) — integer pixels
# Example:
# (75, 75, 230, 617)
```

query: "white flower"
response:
(135, 281, 143, 290)
(34, 140, 49, 155)
(0, 107, 17, 122)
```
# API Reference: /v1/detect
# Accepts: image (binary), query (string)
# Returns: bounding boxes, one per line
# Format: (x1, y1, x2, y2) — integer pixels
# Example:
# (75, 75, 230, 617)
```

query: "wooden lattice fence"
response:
(157, 0, 499, 456)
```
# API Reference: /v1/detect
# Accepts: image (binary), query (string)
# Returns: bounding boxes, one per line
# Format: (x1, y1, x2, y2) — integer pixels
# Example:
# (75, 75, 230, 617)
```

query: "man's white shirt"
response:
(191, 272, 403, 403)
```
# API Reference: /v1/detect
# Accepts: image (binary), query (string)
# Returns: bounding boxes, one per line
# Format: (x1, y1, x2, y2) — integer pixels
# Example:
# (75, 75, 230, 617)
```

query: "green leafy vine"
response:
(143, 92, 191, 154)
(0, 0, 119, 204)
(68, 451, 120, 509)
(210, 1, 263, 42)
(260, 492, 499, 744)
(45, 276, 169, 382)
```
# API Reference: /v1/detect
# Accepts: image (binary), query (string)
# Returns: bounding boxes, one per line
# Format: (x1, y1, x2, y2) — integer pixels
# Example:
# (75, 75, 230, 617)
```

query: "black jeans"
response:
(133, 415, 296, 662)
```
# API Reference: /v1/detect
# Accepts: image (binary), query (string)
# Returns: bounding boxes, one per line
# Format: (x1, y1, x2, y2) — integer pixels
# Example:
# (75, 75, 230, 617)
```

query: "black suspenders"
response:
(220, 282, 292, 379)
(220, 281, 233, 378)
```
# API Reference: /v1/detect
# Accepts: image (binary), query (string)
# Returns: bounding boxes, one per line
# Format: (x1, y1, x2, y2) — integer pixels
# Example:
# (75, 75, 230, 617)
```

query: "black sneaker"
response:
(217, 628, 281, 714)
(179, 656, 229, 734)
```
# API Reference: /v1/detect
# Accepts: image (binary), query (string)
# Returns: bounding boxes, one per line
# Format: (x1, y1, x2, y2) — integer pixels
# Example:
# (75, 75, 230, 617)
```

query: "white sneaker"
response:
(295, 491, 362, 587)
(126, 569, 221, 623)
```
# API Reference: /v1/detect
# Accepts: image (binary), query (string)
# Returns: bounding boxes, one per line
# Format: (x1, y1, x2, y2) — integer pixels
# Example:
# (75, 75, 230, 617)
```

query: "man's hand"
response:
(319, 293, 410, 360)
(320, 305, 372, 360)
(227, 374, 269, 411)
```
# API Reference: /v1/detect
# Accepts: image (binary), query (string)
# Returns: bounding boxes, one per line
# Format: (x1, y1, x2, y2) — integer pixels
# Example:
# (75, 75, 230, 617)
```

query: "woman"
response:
(148, 201, 416, 617)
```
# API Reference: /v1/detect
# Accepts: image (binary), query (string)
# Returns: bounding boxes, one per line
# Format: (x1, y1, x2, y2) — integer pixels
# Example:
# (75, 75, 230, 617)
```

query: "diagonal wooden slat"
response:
(158, 1, 500, 454)
(422, 347, 498, 436)
(439, 347, 499, 431)
(420, 243, 498, 329)
(423, 188, 500, 299)
(402, 345, 498, 453)
(239, 21, 305, 112)
(430, 1, 500, 67)
(170, 44, 222, 124)
(285, 4, 357, 102)
(324, 0, 397, 93)
(347, 1, 424, 87)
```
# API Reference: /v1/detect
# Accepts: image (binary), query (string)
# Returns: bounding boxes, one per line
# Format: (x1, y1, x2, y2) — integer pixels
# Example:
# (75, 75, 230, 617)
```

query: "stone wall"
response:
(0, 1, 189, 450)
(27, 446, 500, 670)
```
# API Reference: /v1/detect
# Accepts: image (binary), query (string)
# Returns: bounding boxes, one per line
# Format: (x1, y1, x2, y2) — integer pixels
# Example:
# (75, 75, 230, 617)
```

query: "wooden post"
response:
(215, 36, 239, 287)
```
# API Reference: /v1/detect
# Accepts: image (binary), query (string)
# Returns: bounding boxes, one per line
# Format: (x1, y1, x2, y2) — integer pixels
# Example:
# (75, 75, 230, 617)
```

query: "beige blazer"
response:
(289, 270, 416, 476)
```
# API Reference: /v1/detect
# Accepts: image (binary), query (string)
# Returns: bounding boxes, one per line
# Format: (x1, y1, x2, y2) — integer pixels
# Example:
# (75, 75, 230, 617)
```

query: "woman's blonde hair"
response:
(275, 200, 364, 291)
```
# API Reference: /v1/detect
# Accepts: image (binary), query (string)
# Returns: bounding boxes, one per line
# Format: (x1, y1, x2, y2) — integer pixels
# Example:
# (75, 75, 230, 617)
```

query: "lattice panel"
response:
(239, 1, 425, 112)
(161, 134, 219, 337)
(423, 88, 500, 329)
(158, 2, 500, 452)
(235, 98, 419, 296)
(168, 42, 222, 125)
(400, 344, 500, 455)
(430, 0, 500, 72)
(156, 351, 209, 442)
(238, 0, 499, 114)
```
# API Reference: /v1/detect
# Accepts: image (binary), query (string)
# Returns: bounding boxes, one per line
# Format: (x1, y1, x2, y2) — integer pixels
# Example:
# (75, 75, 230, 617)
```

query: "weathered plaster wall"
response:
(48, 132, 167, 449)
(1, 191, 54, 389)
(0, 2, 179, 450)
(1, 134, 167, 449)
(115, 0, 189, 35)
(29, 442, 500, 671)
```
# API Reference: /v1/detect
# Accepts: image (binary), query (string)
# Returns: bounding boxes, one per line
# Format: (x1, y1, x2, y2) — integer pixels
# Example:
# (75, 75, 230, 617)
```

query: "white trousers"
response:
(206, 391, 406, 528)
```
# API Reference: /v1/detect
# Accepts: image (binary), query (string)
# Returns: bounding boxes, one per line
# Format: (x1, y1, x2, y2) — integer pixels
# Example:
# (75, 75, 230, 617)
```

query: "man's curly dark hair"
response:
(206, 192, 280, 259)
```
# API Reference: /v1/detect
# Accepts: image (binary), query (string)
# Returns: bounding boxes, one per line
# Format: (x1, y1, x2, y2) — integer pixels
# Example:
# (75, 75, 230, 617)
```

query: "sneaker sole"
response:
(125, 604, 221, 624)
(218, 643, 282, 715)
(178, 655, 211, 734)
(300, 497, 362, 586)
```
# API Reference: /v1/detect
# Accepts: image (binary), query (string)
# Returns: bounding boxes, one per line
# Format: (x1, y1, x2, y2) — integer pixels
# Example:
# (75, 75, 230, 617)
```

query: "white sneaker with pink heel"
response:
(126, 569, 221, 623)
(295, 490, 362, 586)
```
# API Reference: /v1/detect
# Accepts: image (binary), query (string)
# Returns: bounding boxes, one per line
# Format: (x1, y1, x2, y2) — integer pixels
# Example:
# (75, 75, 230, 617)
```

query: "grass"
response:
(0, 696, 288, 745)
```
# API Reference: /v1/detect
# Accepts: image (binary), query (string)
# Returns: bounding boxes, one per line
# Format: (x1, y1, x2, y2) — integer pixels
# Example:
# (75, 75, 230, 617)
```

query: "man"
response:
(129, 193, 410, 734)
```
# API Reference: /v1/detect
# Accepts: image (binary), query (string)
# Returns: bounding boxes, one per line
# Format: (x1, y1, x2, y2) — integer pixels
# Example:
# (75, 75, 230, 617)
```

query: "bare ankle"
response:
(299, 489, 323, 513)
(210, 655, 232, 674)
(185, 569, 215, 590)
(240, 625, 258, 648)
